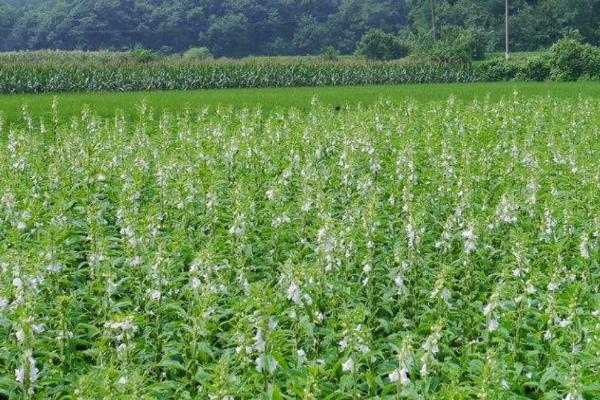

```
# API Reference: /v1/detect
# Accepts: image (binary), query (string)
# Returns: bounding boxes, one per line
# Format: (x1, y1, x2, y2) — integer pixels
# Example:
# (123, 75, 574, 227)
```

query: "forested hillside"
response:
(1, 0, 599, 56)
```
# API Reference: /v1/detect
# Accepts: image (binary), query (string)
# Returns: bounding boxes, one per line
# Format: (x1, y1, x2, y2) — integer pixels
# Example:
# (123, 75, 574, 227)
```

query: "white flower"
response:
(389, 368, 411, 385)
(338, 337, 349, 350)
(255, 355, 278, 374)
(254, 328, 265, 352)
(266, 189, 276, 200)
(15, 367, 25, 383)
(342, 358, 355, 373)
(117, 376, 128, 385)
(297, 349, 307, 363)
(315, 311, 324, 322)
(579, 236, 590, 259)
(191, 277, 201, 289)
(488, 319, 499, 332)
(363, 263, 372, 273)
(565, 392, 583, 400)
(13, 278, 23, 288)
(46, 264, 64, 272)
(228, 224, 242, 235)
(286, 282, 302, 305)
(483, 303, 493, 316)
(462, 228, 477, 254)
(27, 355, 38, 383)
(441, 288, 451, 303)
(148, 290, 161, 301)
(128, 256, 142, 267)
(0, 297, 8, 309)
(301, 200, 312, 212)
(206, 192, 217, 209)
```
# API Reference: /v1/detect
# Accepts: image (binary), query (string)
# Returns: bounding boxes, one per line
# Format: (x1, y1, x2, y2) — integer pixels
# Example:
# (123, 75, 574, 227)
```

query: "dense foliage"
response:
(0, 96, 599, 399)
(0, 61, 480, 94)
(2, 44, 600, 94)
(355, 29, 410, 61)
(2, 0, 600, 56)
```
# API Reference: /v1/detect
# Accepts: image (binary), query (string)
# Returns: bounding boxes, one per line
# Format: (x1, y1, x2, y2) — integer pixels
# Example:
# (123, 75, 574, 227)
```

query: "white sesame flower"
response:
(148, 290, 161, 301)
(315, 311, 324, 322)
(301, 200, 313, 212)
(15, 367, 25, 383)
(0, 297, 9, 309)
(297, 349, 307, 363)
(579, 236, 590, 259)
(389, 368, 411, 385)
(191, 277, 201, 289)
(286, 281, 303, 305)
(342, 358, 355, 373)
(339, 337, 349, 350)
(46, 264, 64, 272)
(488, 319, 499, 332)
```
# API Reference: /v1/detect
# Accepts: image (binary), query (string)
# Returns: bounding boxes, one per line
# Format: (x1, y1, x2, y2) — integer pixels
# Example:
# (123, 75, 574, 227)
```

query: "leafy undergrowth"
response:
(0, 96, 599, 399)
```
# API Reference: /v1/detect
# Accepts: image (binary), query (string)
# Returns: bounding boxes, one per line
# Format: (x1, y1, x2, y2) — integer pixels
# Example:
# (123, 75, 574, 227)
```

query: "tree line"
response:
(1, 0, 599, 57)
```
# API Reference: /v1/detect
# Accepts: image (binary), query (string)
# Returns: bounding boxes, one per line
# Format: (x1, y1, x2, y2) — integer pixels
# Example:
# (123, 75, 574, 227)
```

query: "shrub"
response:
(475, 59, 521, 81)
(320, 46, 340, 61)
(356, 29, 409, 61)
(412, 27, 488, 64)
(183, 47, 213, 62)
(516, 55, 551, 81)
(548, 38, 600, 81)
(129, 46, 156, 63)
(427, 40, 472, 64)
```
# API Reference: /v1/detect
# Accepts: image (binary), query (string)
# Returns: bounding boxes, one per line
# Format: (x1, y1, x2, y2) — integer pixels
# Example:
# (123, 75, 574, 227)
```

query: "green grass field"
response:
(2, 81, 600, 125)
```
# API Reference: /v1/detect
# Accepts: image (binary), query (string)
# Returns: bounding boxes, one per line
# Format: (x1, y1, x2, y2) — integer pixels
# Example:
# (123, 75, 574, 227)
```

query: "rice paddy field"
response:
(0, 87, 599, 399)
(2, 81, 600, 125)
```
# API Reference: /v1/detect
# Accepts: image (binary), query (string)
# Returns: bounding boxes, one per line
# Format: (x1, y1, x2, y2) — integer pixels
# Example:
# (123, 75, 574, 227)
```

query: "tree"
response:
(356, 29, 409, 60)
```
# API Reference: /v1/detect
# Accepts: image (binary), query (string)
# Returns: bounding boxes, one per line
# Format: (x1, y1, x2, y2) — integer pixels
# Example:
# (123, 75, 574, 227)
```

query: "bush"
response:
(129, 46, 156, 63)
(183, 47, 213, 62)
(475, 59, 521, 81)
(427, 40, 472, 64)
(320, 46, 340, 61)
(516, 55, 551, 81)
(356, 29, 409, 61)
(548, 39, 600, 81)
(411, 27, 488, 64)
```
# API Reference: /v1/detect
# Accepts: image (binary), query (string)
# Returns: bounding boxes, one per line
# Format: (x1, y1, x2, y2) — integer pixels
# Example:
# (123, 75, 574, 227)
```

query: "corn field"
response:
(0, 96, 599, 399)
(0, 62, 483, 94)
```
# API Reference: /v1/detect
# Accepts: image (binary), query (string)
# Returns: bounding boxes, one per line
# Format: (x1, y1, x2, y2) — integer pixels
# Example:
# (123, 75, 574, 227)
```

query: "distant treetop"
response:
(1, 0, 600, 57)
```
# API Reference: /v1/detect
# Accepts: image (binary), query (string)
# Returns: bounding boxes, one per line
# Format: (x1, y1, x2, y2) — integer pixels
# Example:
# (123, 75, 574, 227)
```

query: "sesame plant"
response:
(0, 95, 599, 399)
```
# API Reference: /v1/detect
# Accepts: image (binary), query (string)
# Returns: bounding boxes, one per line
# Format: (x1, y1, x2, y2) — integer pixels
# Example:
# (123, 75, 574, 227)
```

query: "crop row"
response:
(0, 62, 493, 94)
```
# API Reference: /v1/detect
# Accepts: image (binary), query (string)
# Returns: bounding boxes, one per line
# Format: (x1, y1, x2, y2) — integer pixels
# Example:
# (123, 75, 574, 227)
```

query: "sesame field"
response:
(1, 94, 599, 399)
